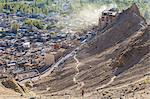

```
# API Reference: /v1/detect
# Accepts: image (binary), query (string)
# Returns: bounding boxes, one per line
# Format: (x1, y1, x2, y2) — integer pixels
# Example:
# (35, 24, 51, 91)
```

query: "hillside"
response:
(31, 4, 150, 99)
(0, 84, 23, 99)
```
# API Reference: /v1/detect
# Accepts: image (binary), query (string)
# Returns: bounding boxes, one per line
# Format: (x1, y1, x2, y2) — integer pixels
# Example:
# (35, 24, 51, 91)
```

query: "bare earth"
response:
(31, 5, 150, 99)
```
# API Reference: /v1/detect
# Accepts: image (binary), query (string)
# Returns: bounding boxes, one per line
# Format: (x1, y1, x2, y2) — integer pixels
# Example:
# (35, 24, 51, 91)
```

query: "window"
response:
(102, 17, 105, 21)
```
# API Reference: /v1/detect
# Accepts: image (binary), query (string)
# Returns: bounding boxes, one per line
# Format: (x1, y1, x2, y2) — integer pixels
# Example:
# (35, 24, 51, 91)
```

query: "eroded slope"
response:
(32, 4, 150, 98)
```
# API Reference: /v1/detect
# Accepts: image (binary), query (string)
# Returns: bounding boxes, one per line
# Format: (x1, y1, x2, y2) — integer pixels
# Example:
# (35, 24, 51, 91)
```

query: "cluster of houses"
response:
(2, 7, 117, 82)
(0, 9, 97, 82)
(0, 32, 80, 77)
(0, 7, 117, 82)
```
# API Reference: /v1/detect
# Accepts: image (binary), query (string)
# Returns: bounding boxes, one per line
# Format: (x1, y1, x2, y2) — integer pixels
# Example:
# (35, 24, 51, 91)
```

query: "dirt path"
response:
(85, 74, 150, 98)
(101, 73, 150, 91)
(73, 54, 85, 90)
(96, 76, 116, 90)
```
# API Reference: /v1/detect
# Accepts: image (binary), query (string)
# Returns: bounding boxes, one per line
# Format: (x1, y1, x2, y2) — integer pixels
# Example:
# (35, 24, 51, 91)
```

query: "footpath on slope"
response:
(73, 54, 85, 90)
(96, 76, 116, 90)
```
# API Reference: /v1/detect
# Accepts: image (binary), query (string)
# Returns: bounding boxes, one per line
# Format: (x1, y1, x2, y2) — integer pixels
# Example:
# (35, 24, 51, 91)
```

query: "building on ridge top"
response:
(99, 8, 118, 29)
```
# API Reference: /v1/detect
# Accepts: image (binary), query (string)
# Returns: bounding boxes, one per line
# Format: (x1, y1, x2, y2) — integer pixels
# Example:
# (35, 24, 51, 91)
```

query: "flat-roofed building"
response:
(15, 70, 38, 81)
(99, 8, 118, 29)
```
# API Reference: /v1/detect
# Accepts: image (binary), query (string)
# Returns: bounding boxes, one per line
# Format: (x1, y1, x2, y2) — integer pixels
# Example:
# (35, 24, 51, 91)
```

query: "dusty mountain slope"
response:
(32, 4, 150, 98)
(0, 84, 24, 99)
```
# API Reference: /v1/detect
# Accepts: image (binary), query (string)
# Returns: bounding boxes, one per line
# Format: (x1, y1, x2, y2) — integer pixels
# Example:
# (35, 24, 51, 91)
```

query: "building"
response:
(44, 52, 55, 66)
(15, 70, 38, 81)
(99, 8, 118, 29)
(23, 42, 30, 48)
(6, 61, 16, 67)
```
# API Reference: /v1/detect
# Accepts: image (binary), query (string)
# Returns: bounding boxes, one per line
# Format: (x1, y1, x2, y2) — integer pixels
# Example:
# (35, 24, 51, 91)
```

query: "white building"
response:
(23, 42, 30, 48)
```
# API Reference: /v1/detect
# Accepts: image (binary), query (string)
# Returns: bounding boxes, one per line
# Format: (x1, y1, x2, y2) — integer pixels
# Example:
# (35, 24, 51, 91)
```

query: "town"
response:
(0, 12, 97, 82)
(0, 0, 149, 99)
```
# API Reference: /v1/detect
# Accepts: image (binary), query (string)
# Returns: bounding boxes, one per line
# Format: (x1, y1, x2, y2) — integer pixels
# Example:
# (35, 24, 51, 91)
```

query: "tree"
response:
(11, 22, 20, 33)
(24, 19, 44, 30)
(46, 0, 49, 5)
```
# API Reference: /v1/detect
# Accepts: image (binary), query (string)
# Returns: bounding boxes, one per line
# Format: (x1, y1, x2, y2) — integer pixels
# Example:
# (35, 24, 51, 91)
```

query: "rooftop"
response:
(102, 8, 118, 16)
